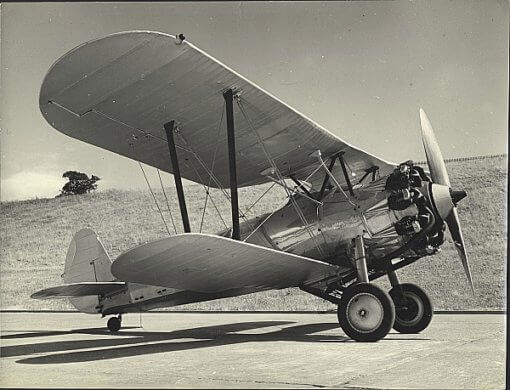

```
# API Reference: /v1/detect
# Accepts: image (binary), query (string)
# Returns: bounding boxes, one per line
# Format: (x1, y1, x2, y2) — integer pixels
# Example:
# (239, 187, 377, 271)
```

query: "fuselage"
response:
(100, 162, 450, 316)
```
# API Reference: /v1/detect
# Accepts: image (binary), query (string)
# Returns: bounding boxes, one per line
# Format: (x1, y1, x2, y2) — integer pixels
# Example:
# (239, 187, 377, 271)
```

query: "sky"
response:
(1, 1, 508, 201)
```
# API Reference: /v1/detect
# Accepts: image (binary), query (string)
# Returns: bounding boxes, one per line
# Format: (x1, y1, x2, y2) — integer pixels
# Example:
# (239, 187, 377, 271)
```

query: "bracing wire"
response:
(199, 191, 209, 233)
(241, 182, 280, 242)
(244, 182, 277, 215)
(244, 198, 288, 241)
(275, 169, 325, 258)
(200, 102, 225, 233)
(265, 176, 322, 205)
(237, 100, 324, 257)
(157, 169, 178, 234)
(204, 189, 229, 230)
(138, 162, 171, 236)
(317, 156, 358, 208)
(186, 160, 230, 231)
(176, 127, 252, 231)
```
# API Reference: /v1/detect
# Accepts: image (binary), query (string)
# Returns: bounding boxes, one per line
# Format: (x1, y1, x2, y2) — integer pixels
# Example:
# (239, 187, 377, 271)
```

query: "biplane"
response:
(32, 31, 472, 342)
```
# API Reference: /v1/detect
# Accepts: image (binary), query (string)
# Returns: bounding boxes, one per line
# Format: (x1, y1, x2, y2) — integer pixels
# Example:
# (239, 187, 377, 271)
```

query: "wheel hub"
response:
(347, 293, 384, 333)
(395, 292, 424, 325)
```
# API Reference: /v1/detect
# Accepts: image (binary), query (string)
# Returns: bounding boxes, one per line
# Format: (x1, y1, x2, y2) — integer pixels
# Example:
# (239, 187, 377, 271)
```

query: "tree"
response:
(59, 171, 101, 196)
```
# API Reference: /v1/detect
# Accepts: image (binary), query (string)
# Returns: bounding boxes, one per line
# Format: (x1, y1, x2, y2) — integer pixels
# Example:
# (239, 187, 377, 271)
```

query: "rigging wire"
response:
(243, 197, 288, 241)
(200, 102, 225, 233)
(243, 182, 277, 215)
(162, 123, 229, 230)
(199, 190, 209, 233)
(204, 188, 229, 230)
(302, 163, 327, 187)
(264, 175, 322, 205)
(237, 100, 324, 257)
(175, 128, 252, 231)
(186, 161, 230, 231)
(138, 162, 172, 236)
(317, 155, 358, 208)
(157, 169, 178, 234)
(275, 170, 325, 258)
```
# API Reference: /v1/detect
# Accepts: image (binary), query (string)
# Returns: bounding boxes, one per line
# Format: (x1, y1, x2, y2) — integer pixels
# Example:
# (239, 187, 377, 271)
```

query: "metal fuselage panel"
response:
(100, 284, 268, 315)
(244, 184, 415, 270)
(99, 283, 247, 315)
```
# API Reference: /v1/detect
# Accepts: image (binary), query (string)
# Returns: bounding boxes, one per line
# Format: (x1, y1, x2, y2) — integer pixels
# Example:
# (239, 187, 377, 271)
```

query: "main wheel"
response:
(338, 283, 395, 342)
(389, 283, 433, 334)
(107, 316, 121, 333)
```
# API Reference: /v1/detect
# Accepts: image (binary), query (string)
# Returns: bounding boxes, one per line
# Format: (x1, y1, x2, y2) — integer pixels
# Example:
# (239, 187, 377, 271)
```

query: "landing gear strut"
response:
(337, 236, 395, 342)
(107, 315, 122, 333)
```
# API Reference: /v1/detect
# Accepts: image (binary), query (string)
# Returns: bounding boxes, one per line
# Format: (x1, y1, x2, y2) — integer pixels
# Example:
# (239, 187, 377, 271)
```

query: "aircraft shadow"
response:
(2, 321, 429, 365)
(1, 321, 356, 365)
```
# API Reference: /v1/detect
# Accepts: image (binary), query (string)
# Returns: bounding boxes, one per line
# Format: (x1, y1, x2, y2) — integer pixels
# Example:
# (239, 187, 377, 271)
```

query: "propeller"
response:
(419, 108, 474, 292)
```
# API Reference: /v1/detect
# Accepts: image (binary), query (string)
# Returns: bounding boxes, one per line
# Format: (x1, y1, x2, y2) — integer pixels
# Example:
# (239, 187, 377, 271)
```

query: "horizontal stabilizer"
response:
(31, 282, 126, 300)
(111, 233, 339, 293)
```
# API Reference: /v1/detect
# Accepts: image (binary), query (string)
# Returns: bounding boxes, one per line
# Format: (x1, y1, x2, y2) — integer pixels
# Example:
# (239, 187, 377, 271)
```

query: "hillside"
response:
(1, 155, 506, 311)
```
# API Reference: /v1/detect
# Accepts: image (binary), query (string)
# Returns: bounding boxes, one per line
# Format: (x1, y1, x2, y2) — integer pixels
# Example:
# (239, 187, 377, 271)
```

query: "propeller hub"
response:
(429, 183, 454, 220)
(429, 184, 467, 219)
(450, 189, 467, 205)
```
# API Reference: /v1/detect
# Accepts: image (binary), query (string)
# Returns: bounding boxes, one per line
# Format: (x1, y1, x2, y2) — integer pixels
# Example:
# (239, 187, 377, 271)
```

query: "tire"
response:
(389, 283, 433, 334)
(338, 283, 395, 342)
(107, 316, 121, 333)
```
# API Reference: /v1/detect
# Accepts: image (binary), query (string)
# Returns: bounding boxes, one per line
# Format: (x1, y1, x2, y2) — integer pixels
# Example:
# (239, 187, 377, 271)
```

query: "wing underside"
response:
(40, 31, 395, 190)
(111, 233, 339, 293)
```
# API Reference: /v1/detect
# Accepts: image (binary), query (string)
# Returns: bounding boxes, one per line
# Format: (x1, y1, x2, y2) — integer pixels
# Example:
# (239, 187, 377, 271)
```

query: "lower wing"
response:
(111, 233, 339, 293)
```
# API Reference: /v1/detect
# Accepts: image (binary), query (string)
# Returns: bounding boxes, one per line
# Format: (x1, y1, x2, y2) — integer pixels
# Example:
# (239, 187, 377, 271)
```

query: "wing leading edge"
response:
(40, 31, 396, 190)
(111, 233, 339, 293)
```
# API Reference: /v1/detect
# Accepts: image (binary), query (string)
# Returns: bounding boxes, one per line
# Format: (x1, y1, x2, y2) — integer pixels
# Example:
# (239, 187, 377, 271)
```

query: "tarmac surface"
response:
(0, 312, 505, 389)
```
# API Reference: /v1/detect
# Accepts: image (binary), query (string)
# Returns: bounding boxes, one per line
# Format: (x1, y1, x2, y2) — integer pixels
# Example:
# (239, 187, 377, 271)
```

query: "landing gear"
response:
(337, 236, 395, 342)
(327, 236, 433, 341)
(107, 315, 122, 333)
(338, 283, 395, 342)
(389, 283, 433, 334)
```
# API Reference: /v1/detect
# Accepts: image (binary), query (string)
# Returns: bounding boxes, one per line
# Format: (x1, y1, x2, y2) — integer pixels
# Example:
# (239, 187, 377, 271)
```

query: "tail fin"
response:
(63, 228, 115, 313)
(63, 228, 114, 283)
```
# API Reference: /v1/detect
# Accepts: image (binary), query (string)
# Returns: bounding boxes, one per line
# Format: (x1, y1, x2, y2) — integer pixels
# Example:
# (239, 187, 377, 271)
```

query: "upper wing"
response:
(31, 282, 126, 300)
(40, 31, 396, 189)
(111, 233, 339, 293)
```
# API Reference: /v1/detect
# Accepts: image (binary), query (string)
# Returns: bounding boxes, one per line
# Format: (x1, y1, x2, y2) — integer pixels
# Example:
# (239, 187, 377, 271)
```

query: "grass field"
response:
(1, 155, 506, 311)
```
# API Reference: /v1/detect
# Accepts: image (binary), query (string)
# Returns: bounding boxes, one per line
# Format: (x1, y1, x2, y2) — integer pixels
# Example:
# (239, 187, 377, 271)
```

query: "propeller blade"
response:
(445, 208, 474, 292)
(420, 108, 473, 292)
(419, 108, 450, 186)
